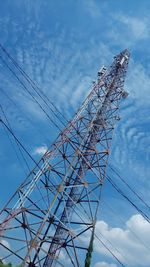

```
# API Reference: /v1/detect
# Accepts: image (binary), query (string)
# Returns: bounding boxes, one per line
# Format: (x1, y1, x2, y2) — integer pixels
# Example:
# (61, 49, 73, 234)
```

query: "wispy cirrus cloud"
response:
(116, 15, 149, 40)
(107, 14, 150, 48)
(83, 0, 101, 18)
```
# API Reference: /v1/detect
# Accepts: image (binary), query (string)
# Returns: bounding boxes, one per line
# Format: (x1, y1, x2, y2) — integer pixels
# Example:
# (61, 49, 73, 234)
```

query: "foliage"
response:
(0, 260, 21, 267)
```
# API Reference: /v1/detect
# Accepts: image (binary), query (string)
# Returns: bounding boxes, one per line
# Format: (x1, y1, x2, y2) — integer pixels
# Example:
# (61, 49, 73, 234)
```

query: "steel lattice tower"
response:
(0, 50, 130, 266)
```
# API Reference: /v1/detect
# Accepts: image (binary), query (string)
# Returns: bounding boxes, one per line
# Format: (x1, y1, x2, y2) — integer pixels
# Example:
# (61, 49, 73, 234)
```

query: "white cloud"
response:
(83, 0, 101, 18)
(117, 15, 149, 40)
(95, 262, 117, 267)
(33, 145, 48, 155)
(108, 14, 150, 47)
(93, 214, 150, 266)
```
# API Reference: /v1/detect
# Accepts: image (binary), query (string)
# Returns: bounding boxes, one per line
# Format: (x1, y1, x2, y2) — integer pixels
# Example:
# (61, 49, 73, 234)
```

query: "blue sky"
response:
(0, 1, 150, 266)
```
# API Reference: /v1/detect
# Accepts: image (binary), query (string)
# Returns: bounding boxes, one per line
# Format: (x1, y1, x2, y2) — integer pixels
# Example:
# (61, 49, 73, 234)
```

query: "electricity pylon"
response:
(0, 50, 130, 266)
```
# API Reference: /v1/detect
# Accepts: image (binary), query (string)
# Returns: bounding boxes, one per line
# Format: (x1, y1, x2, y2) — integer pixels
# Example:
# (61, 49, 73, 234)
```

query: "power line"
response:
(0, 43, 68, 126)
(0, 54, 62, 132)
(0, 86, 52, 143)
(108, 163, 150, 210)
(0, 42, 68, 122)
(0, 104, 31, 173)
(103, 198, 150, 253)
(94, 232, 126, 267)
(0, 117, 42, 171)
(106, 174, 150, 223)
(0, 106, 28, 176)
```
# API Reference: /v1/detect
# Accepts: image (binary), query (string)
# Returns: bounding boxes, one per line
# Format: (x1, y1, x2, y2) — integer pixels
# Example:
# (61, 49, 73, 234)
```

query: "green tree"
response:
(0, 261, 21, 267)
(0, 262, 12, 267)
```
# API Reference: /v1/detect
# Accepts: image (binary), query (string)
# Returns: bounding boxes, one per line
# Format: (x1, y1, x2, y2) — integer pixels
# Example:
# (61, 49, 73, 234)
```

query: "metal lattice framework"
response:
(0, 50, 130, 266)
